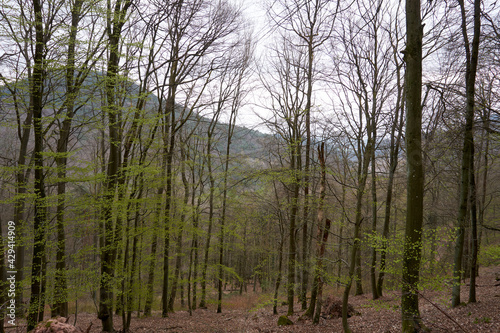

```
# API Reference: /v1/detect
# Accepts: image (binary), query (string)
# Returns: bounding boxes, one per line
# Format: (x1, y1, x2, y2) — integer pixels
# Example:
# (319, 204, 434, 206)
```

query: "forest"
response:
(0, 0, 499, 332)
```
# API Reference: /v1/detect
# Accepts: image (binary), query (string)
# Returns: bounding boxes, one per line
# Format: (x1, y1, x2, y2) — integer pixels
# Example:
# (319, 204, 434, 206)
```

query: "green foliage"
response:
(277, 315, 293, 326)
(363, 226, 455, 292)
(219, 264, 243, 283)
(249, 294, 278, 312)
(473, 317, 491, 324)
(361, 299, 399, 313)
(478, 244, 500, 266)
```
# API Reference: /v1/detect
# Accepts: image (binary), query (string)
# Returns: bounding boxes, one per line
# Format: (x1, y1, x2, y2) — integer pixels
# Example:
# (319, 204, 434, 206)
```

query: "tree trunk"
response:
(341, 205, 363, 333)
(144, 134, 167, 316)
(342, 129, 373, 332)
(98, 2, 132, 331)
(273, 228, 285, 315)
(337, 184, 346, 289)
(452, 0, 481, 308)
(287, 133, 301, 316)
(313, 218, 332, 324)
(216, 71, 242, 312)
(370, 128, 379, 300)
(162, 102, 175, 317)
(304, 143, 329, 320)
(476, 106, 490, 278)
(52, 0, 84, 318)
(300, 29, 314, 312)
(401, 0, 424, 330)
(378, 76, 404, 296)
(468, 145, 478, 303)
(192, 194, 201, 310)
(129, 182, 143, 327)
(199, 120, 217, 309)
(144, 184, 163, 316)
(27, 1, 47, 329)
(168, 151, 190, 312)
(161, 44, 180, 314)
(355, 234, 364, 296)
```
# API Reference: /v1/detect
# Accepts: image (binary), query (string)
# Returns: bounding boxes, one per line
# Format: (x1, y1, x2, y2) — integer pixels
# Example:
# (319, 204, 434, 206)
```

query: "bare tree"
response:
(215, 38, 252, 313)
(157, 0, 243, 316)
(377, 0, 405, 296)
(332, 7, 382, 330)
(260, 33, 308, 316)
(267, 0, 338, 309)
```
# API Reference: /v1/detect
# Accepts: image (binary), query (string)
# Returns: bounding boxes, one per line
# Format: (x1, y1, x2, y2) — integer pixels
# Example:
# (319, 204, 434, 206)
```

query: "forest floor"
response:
(8, 266, 500, 333)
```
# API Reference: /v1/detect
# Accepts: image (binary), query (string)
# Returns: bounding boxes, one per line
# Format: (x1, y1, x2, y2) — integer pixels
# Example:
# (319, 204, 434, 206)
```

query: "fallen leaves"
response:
(8, 266, 500, 333)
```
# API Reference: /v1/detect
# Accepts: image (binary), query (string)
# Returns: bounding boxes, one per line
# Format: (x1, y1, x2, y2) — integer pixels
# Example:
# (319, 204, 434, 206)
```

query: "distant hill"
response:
(0, 71, 273, 167)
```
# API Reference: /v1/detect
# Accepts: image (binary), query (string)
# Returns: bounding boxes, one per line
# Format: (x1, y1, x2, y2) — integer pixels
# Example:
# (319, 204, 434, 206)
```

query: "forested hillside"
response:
(0, 0, 499, 332)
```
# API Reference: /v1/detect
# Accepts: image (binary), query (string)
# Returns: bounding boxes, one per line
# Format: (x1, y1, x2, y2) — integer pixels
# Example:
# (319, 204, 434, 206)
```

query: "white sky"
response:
(229, 0, 274, 133)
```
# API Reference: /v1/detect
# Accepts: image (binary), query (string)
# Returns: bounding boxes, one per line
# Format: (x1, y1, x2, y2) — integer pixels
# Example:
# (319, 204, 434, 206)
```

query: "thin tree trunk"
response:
(337, 184, 346, 289)
(188, 146, 202, 313)
(287, 135, 301, 316)
(341, 204, 363, 333)
(342, 111, 373, 332)
(354, 230, 364, 295)
(273, 229, 284, 315)
(162, 58, 179, 315)
(168, 151, 190, 312)
(199, 125, 217, 309)
(477, 107, 490, 278)
(162, 124, 174, 317)
(370, 128, 379, 300)
(122, 173, 144, 330)
(377, 77, 404, 296)
(187, 239, 194, 315)
(217, 82, 240, 313)
(304, 143, 329, 321)
(144, 184, 163, 316)
(313, 218, 331, 324)
(199, 183, 214, 309)
(300, 36, 314, 312)
(271, 180, 285, 315)
(125, 182, 143, 331)
(121, 198, 132, 329)
(192, 194, 201, 310)
(452, 0, 481, 308)
(468, 144, 478, 303)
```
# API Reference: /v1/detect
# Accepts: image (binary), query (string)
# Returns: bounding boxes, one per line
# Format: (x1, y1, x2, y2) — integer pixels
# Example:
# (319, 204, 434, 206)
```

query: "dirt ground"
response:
(6, 266, 500, 332)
